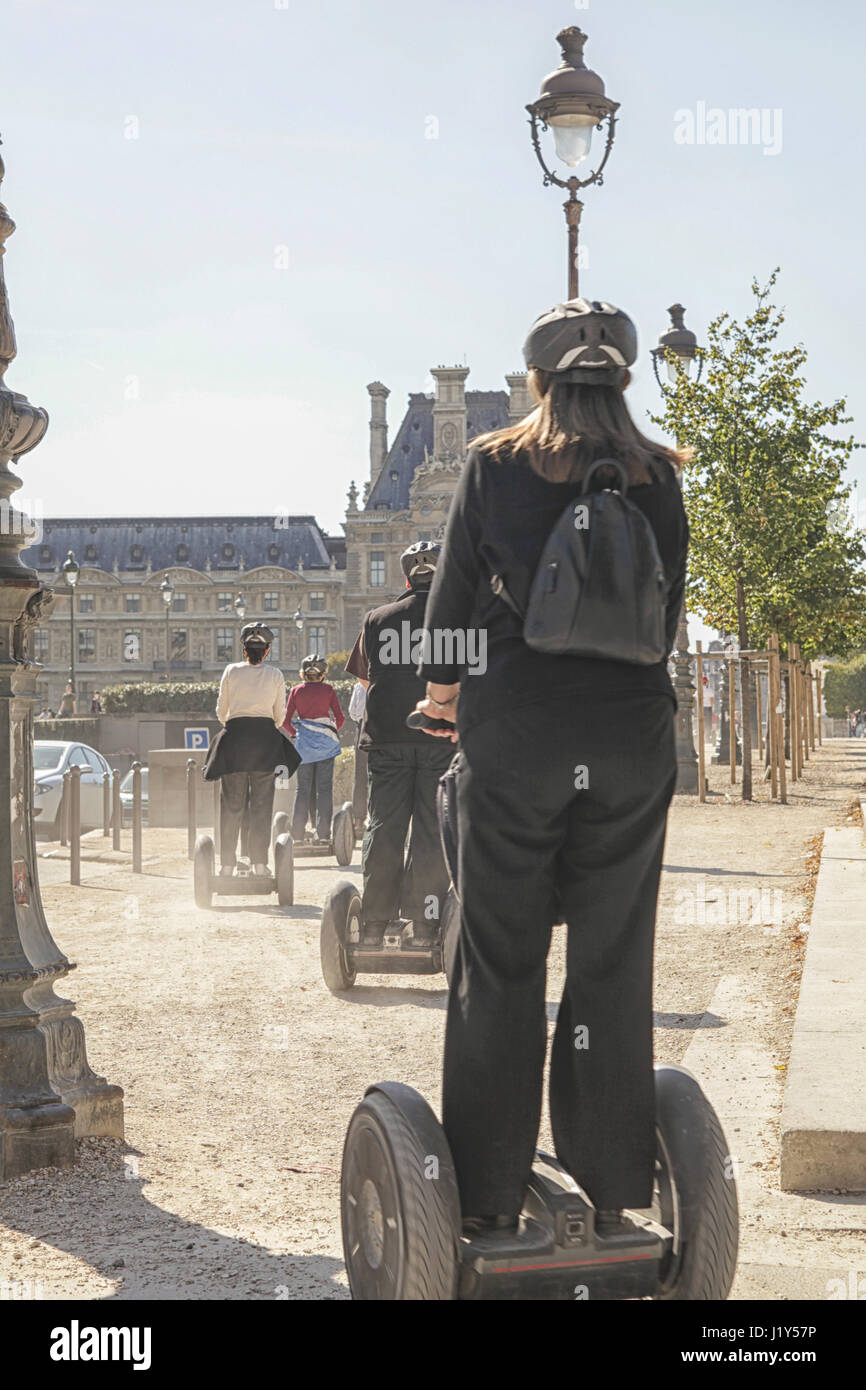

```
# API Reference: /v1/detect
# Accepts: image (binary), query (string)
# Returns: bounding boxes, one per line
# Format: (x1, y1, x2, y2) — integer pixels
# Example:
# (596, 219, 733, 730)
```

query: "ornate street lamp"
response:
(652, 303, 706, 387)
(527, 27, 619, 299)
(651, 303, 705, 793)
(159, 574, 174, 679)
(62, 548, 80, 694)
(0, 133, 122, 1178)
(233, 592, 247, 622)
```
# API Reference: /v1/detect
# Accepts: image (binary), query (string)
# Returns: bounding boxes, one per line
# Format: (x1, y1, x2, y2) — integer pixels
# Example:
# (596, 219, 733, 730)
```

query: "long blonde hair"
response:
(473, 368, 684, 486)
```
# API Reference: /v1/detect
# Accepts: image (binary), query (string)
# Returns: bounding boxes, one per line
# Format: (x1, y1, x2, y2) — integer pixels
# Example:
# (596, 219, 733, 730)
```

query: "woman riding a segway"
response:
(204, 622, 299, 877)
(415, 298, 689, 1238)
(283, 654, 345, 843)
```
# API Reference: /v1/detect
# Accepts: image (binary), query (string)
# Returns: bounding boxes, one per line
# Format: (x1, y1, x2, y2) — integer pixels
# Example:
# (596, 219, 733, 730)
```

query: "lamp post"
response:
(0, 132, 123, 1178)
(527, 27, 619, 299)
(159, 574, 174, 680)
(294, 605, 304, 660)
(62, 548, 79, 697)
(234, 592, 247, 658)
(651, 304, 704, 794)
(712, 631, 742, 766)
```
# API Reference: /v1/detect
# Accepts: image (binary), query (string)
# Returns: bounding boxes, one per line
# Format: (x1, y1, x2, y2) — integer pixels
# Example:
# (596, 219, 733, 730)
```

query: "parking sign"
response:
(184, 728, 209, 751)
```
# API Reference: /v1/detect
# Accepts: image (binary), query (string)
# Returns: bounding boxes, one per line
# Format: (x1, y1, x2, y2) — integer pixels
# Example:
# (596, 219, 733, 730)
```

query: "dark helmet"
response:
(400, 540, 442, 585)
(301, 653, 328, 681)
(523, 298, 637, 386)
(240, 622, 274, 649)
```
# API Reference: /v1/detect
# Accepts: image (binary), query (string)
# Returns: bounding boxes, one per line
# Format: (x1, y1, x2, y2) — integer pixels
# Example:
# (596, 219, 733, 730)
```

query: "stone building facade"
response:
(340, 367, 531, 646)
(23, 516, 345, 712)
(23, 365, 532, 709)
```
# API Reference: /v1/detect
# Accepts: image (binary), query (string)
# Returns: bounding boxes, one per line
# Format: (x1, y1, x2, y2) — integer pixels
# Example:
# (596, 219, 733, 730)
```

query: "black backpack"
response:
(489, 458, 668, 665)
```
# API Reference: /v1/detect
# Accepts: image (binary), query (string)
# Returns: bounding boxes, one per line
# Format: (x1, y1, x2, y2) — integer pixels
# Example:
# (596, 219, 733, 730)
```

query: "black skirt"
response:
(202, 717, 301, 782)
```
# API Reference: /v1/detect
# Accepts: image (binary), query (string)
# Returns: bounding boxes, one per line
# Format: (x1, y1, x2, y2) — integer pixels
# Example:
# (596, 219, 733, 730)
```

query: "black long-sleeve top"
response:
(418, 445, 689, 736)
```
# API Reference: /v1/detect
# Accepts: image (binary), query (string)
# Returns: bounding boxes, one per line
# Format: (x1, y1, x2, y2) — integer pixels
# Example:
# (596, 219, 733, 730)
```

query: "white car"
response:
(33, 740, 112, 838)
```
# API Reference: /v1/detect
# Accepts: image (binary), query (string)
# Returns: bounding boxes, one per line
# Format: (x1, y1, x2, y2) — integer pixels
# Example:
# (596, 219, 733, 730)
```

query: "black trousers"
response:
(220, 770, 275, 867)
(443, 691, 676, 1218)
(362, 743, 453, 930)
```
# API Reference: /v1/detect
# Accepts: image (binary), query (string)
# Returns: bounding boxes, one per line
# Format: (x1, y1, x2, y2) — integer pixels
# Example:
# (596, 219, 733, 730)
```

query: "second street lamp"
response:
(159, 575, 174, 680)
(61, 549, 80, 697)
(652, 304, 702, 794)
(527, 27, 619, 299)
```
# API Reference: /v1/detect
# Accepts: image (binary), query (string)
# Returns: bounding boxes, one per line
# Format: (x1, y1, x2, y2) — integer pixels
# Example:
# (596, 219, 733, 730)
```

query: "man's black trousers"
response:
(362, 742, 453, 931)
(220, 770, 275, 867)
(443, 690, 677, 1219)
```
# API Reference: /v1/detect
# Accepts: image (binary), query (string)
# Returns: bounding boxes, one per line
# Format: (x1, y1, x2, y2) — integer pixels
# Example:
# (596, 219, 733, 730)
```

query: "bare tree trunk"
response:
(736, 579, 753, 801)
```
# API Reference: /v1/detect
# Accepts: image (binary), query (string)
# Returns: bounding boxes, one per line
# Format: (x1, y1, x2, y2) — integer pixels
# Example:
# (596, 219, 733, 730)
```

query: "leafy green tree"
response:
(652, 272, 865, 796)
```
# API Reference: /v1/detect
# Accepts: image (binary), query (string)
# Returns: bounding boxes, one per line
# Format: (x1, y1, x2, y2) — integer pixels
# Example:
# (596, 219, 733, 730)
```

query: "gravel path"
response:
(2, 740, 863, 1300)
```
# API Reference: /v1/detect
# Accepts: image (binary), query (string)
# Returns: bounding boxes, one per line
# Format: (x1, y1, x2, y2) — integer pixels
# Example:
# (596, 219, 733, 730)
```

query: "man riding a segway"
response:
(344, 540, 452, 951)
(204, 622, 300, 877)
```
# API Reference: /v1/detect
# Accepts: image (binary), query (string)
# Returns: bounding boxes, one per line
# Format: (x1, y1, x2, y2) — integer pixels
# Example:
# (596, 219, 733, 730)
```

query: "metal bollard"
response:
(187, 758, 197, 860)
(103, 771, 111, 837)
(132, 760, 143, 873)
(112, 767, 122, 850)
(69, 764, 82, 886)
(59, 769, 69, 846)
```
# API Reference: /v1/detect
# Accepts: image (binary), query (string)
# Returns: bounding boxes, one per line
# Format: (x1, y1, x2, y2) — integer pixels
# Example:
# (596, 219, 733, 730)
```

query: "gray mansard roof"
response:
(22, 516, 343, 575)
(366, 390, 510, 512)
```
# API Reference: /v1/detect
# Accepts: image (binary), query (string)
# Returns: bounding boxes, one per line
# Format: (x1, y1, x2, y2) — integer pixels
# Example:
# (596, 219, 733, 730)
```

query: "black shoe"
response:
(360, 921, 386, 949)
(462, 1214, 520, 1239)
(406, 923, 437, 951)
(595, 1208, 627, 1235)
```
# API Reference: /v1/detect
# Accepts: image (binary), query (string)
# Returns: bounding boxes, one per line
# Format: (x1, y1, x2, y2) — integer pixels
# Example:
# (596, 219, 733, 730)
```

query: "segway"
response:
(318, 712, 459, 993)
(291, 800, 356, 867)
(340, 1066, 739, 1300)
(193, 810, 294, 908)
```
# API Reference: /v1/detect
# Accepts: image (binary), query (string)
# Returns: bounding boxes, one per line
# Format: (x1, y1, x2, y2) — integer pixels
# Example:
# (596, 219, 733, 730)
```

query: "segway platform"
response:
(193, 812, 294, 909)
(319, 879, 458, 992)
(340, 1068, 739, 1300)
(282, 801, 356, 866)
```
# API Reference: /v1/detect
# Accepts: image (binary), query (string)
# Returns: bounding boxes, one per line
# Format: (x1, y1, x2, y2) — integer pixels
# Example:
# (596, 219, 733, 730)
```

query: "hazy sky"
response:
(3, 0, 864, 560)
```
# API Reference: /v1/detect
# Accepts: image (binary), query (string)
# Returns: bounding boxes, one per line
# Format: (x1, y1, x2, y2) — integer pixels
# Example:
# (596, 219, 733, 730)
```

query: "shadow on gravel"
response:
(663, 864, 793, 878)
(0, 1141, 347, 1301)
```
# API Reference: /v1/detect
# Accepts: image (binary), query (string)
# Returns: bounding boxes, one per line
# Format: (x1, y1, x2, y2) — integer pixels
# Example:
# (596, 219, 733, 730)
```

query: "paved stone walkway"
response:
(1, 741, 863, 1300)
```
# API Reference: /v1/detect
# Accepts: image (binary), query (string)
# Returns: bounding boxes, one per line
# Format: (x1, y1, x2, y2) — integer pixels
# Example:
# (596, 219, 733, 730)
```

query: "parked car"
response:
(33, 741, 112, 838)
(119, 766, 149, 827)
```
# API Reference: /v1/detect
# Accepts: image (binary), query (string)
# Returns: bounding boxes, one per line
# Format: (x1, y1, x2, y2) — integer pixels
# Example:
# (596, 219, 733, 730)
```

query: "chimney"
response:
(430, 365, 470, 461)
(505, 372, 533, 423)
(367, 381, 390, 487)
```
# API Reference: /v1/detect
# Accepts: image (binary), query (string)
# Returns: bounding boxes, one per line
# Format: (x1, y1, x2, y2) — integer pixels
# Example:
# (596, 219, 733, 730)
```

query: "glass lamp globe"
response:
(549, 112, 596, 168)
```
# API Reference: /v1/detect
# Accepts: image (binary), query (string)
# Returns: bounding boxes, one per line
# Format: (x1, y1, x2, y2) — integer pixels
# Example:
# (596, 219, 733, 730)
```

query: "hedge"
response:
(100, 678, 359, 744)
(101, 682, 221, 714)
(822, 656, 866, 719)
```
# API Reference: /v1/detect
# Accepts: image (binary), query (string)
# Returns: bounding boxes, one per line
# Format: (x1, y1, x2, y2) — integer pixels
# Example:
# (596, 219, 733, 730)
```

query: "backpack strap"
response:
(490, 572, 525, 619)
(583, 457, 629, 495)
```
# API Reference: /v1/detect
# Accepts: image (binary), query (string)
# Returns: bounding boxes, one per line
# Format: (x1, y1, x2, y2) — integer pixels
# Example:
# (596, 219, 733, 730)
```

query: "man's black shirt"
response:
(346, 586, 432, 750)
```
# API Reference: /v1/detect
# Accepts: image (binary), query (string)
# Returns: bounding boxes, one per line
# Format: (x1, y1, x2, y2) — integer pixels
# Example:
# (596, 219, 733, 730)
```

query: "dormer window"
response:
(176, 543, 189, 562)
(268, 543, 280, 561)
(222, 543, 235, 561)
(130, 544, 144, 563)
(84, 544, 97, 561)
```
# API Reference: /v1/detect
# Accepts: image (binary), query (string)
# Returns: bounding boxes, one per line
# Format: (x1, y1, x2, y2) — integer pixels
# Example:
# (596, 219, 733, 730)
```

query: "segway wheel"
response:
(342, 1083, 460, 1300)
(320, 880, 358, 992)
(651, 1064, 739, 1300)
(193, 834, 214, 910)
(275, 832, 294, 907)
(332, 802, 355, 867)
(440, 888, 460, 985)
(271, 810, 291, 856)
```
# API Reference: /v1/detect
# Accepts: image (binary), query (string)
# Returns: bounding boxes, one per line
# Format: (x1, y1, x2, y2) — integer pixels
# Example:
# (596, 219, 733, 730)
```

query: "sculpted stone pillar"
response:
(0, 133, 123, 1180)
